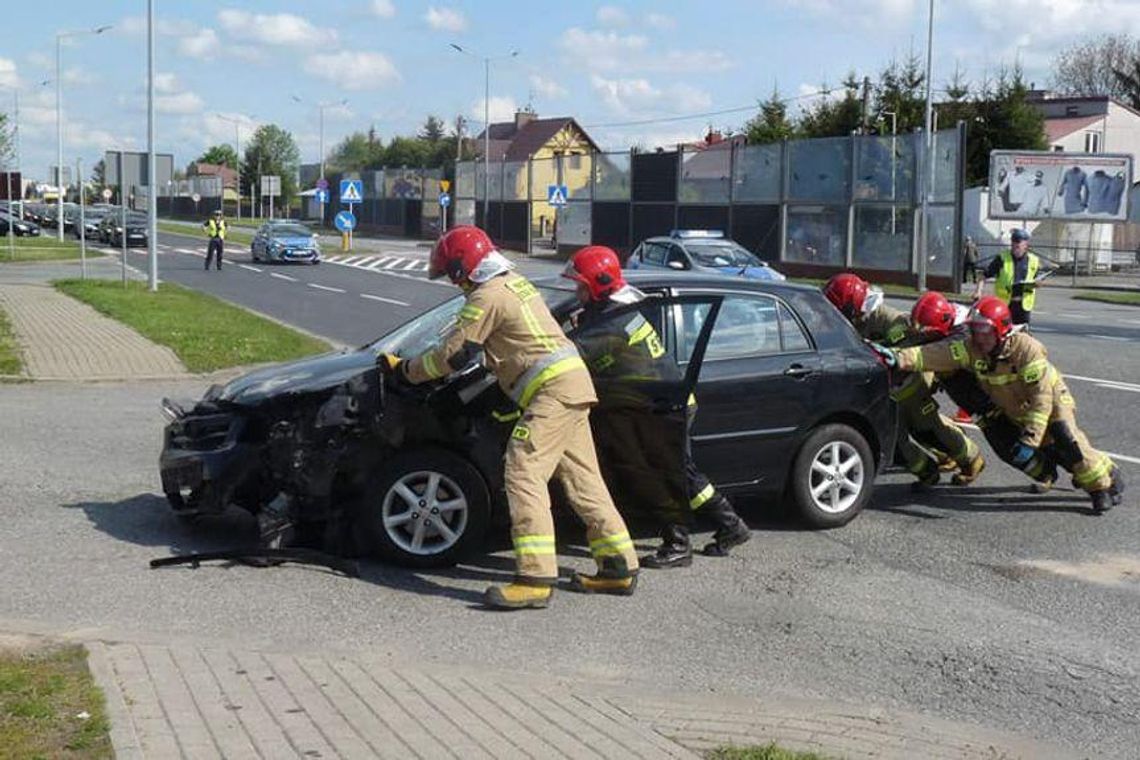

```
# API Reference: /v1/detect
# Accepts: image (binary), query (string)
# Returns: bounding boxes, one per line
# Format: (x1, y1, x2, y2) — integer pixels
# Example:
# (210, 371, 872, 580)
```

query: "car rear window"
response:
(273, 225, 313, 237)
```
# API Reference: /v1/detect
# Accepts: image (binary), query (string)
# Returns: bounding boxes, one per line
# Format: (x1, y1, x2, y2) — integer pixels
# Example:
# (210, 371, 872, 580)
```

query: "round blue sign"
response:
(334, 210, 356, 232)
(316, 177, 329, 190)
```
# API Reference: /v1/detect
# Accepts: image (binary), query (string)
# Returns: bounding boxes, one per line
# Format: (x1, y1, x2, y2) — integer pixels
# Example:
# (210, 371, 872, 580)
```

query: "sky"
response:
(2, 0, 1138, 184)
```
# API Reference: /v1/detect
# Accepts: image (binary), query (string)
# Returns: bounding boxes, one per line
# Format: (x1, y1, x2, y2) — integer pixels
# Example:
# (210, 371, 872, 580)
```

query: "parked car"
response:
(629, 230, 786, 281)
(73, 209, 110, 239)
(0, 211, 41, 237)
(98, 211, 148, 247)
(250, 222, 320, 264)
(159, 271, 895, 568)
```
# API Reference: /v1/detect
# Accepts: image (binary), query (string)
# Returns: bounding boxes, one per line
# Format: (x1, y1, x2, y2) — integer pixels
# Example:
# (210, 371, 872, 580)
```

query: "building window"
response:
(1052, 145, 1064, 152)
(1084, 132, 1100, 153)
(1065, 105, 1079, 117)
(568, 154, 582, 170)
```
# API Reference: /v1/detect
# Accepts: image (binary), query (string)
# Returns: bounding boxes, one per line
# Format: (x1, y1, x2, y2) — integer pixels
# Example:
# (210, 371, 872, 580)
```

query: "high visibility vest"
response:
(994, 250, 1039, 311)
(204, 218, 227, 240)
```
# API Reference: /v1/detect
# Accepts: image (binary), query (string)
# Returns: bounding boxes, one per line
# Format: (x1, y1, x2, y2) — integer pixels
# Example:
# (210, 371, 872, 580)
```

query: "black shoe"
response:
(1090, 490, 1113, 514)
(641, 525, 692, 569)
(1109, 466, 1125, 506)
(703, 519, 751, 557)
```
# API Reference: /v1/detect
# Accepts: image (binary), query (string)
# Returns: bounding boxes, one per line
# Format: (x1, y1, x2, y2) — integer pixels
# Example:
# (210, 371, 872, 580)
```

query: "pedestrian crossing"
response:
(324, 253, 429, 274)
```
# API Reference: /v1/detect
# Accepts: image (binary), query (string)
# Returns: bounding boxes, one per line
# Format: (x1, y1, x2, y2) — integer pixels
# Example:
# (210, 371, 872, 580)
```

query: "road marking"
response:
(1105, 451, 1140, 466)
(239, 264, 262, 273)
(354, 256, 380, 268)
(308, 283, 345, 293)
(1065, 374, 1140, 393)
(361, 293, 410, 306)
(341, 256, 364, 265)
(1057, 312, 1090, 319)
(177, 248, 198, 255)
(270, 272, 297, 282)
(1090, 334, 1130, 342)
(1123, 319, 1140, 326)
(1031, 326, 1055, 332)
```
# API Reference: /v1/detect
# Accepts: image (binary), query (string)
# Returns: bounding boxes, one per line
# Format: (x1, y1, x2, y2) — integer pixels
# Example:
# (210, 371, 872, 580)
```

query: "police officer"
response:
(377, 226, 639, 609)
(563, 246, 751, 568)
(824, 274, 985, 489)
(975, 228, 1048, 326)
(203, 209, 226, 271)
(879, 297, 1125, 513)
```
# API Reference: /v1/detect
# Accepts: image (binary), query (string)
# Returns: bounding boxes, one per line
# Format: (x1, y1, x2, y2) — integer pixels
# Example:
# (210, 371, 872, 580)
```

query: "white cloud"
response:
(0, 58, 18, 88)
(425, 7, 467, 32)
(62, 67, 98, 87)
(154, 73, 179, 94)
(26, 52, 51, 70)
(959, 0, 1140, 37)
(645, 12, 676, 30)
(645, 50, 733, 73)
(218, 10, 337, 47)
(371, 0, 397, 18)
(156, 92, 205, 115)
(559, 28, 648, 71)
(117, 15, 198, 37)
(198, 112, 261, 147)
(469, 96, 519, 126)
(178, 28, 221, 59)
(303, 51, 400, 90)
(590, 75, 712, 117)
(529, 74, 567, 99)
(596, 6, 629, 26)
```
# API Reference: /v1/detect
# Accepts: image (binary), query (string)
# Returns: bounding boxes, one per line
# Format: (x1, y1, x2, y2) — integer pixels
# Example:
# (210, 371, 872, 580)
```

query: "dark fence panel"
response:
(631, 204, 676, 246)
(404, 200, 422, 237)
(501, 202, 529, 251)
(730, 204, 781, 261)
(676, 205, 729, 233)
(591, 202, 631, 255)
(632, 152, 678, 203)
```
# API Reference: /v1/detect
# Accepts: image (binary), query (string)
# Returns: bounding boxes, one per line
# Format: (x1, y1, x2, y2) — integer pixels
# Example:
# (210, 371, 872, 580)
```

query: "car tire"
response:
(354, 448, 490, 568)
(791, 423, 874, 529)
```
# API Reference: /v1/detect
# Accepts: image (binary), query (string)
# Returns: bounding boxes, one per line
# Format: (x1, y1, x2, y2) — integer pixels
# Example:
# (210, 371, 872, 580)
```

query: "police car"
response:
(628, 230, 786, 281)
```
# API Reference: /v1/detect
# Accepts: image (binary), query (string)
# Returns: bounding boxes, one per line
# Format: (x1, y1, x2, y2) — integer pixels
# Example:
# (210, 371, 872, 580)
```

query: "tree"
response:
(327, 131, 383, 172)
(1114, 58, 1140, 110)
(195, 144, 239, 169)
(1050, 33, 1140, 99)
(798, 74, 864, 138)
(419, 115, 446, 143)
(744, 87, 796, 144)
(241, 124, 301, 206)
(90, 159, 106, 187)
(964, 67, 1047, 185)
(873, 54, 926, 133)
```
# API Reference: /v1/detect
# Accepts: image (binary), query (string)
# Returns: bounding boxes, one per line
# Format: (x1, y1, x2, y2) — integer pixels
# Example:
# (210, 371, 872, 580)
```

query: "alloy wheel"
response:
(380, 470, 469, 556)
(808, 440, 865, 515)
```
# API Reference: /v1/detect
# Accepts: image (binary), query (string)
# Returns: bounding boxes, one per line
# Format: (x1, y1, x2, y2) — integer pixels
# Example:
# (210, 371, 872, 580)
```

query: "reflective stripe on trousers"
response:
(509, 345, 586, 408)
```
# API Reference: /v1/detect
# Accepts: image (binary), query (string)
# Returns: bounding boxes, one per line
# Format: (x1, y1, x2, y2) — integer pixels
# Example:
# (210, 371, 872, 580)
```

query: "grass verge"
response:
(0, 236, 106, 263)
(707, 744, 831, 760)
(54, 279, 332, 372)
(1072, 290, 1140, 307)
(0, 304, 23, 375)
(788, 276, 974, 303)
(157, 220, 255, 247)
(0, 644, 113, 758)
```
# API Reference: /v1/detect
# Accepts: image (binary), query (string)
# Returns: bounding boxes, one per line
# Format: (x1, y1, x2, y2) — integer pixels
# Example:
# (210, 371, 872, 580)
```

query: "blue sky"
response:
(2, 0, 1136, 183)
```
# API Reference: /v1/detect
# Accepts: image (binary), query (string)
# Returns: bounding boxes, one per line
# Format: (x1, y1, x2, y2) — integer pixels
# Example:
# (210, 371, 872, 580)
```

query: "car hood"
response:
(270, 235, 316, 247)
(214, 349, 374, 405)
(711, 265, 786, 281)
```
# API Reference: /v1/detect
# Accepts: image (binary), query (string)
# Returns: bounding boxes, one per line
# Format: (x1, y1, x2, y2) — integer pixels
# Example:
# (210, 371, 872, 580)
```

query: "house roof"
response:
(1044, 114, 1103, 143)
(474, 117, 599, 161)
(189, 162, 238, 188)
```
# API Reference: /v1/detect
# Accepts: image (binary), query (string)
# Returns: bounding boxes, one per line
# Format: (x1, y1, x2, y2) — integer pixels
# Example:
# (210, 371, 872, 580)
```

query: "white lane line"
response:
(341, 256, 364, 265)
(1123, 319, 1140, 326)
(1090, 334, 1130, 341)
(1065, 374, 1140, 393)
(355, 256, 380, 268)
(239, 264, 262, 273)
(1032, 326, 1055, 332)
(177, 248, 198, 254)
(1057, 312, 1090, 319)
(270, 272, 297, 282)
(361, 293, 411, 306)
(1105, 451, 1140, 466)
(308, 283, 346, 293)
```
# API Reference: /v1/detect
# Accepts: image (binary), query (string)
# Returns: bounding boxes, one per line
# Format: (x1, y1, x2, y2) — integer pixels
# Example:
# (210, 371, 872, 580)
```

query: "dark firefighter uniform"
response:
(855, 302, 982, 485)
(401, 272, 639, 584)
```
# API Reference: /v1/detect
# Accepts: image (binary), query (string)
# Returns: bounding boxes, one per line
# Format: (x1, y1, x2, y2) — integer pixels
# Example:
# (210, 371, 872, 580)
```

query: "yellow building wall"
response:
(523, 124, 595, 235)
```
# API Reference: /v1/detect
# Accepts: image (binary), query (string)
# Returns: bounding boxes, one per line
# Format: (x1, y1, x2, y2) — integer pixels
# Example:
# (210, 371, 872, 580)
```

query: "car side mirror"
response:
(667, 260, 686, 270)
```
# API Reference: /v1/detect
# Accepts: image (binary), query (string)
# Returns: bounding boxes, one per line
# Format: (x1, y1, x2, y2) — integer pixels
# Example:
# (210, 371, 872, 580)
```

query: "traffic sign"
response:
(316, 177, 329, 190)
(334, 210, 356, 232)
(340, 179, 363, 203)
(547, 184, 568, 207)
(101, 188, 112, 201)
(440, 179, 451, 193)
(439, 192, 451, 208)
(191, 193, 201, 203)
(314, 188, 330, 204)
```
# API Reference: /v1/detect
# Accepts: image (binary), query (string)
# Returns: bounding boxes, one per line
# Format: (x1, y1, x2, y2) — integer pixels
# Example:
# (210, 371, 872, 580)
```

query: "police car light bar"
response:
(670, 229, 724, 239)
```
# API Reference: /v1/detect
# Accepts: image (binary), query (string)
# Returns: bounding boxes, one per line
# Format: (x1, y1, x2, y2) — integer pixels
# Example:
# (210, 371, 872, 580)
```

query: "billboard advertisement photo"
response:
(988, 150, 1132, 222)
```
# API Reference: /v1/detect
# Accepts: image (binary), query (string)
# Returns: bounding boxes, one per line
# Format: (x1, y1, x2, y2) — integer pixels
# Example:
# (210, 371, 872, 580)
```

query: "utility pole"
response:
(860, 76, 871, 134)
(455, 114, 465, 164)
(918, 0, 935, 292)
(146, 0, 157, 291)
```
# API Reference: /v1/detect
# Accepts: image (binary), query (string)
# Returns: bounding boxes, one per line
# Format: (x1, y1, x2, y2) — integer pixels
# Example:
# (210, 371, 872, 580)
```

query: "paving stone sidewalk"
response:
(83, 639, 1072, 760)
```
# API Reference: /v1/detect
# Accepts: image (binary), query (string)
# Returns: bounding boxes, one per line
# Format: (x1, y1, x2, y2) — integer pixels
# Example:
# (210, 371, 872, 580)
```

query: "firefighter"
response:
(202, 209, 226, 271)
(877, 296, 1125, 513)
(823, 274, 984, 489)
(562, 245, 751, 568)
(909, 291, 1059, 492)
(376, 226, 639, 609)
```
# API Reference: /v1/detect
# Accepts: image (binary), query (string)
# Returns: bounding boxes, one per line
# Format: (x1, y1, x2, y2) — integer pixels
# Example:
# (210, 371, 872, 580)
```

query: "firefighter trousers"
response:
(1044, 395, 1114, 494)
(895, 374, 978, 476)
(505, 392, 639, 582)
(685, 406, 745, 531)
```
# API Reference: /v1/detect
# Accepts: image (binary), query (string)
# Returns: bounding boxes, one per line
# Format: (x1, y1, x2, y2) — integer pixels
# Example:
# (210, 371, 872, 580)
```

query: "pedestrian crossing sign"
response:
(340, 179, 364, 204)
(547, 184, 568, 207)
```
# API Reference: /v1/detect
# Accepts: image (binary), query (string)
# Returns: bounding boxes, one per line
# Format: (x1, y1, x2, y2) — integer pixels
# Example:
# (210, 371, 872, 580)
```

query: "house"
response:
(187, 162, 239, 202)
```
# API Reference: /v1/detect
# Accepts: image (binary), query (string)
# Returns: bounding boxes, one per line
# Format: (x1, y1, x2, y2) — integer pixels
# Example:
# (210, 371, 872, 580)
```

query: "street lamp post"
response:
(449, 44, 517, 227)
(881, 110, 897, 234)
(146, 0, 157, 291)
(918, 0, 935, 291)
(216, 113, 250, 222)
(292, 96, 346, 226)
(56, 24, 111, 241)
(1, 85, 19, 260)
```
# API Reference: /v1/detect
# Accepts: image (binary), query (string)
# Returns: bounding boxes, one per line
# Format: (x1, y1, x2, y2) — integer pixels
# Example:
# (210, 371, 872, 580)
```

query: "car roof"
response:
(643, 235, 738, 246)
(535, 269, 817, 297)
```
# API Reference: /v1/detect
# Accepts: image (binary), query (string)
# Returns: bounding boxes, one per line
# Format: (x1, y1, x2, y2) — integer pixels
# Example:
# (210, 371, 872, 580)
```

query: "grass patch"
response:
(54, 279, 332, 372)
(0, 236, 106, 263)
(707, 744, 831, 760)
(0, 305, 23, 375)
(157, 220, 254, 247)
(1073, 290, 1140, 306)
(788, 277, 974, 303)
(0, 644, 113, 758)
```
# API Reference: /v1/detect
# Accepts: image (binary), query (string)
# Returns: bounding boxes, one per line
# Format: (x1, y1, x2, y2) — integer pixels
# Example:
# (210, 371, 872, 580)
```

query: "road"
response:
(6, 233, 1140, 756)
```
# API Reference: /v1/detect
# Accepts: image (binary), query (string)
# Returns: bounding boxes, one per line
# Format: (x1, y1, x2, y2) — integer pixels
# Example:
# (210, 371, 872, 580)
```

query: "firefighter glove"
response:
(868, 342, 897, 368)
(376, 353, 403, 374)
(1010, 442, 1036, 467)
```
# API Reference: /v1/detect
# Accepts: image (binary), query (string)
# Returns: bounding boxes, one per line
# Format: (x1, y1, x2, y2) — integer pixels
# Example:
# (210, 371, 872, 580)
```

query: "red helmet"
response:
(969, 296, 1014, 342)
(429, 225, 495, 283)
(823, 273, 869, 319)
(911, 291, 956, 338)
(563, 245, 625, 301)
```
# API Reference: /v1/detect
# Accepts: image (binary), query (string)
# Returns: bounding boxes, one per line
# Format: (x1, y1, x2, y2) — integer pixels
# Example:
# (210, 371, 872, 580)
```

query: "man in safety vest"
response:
(975, 228, 1049, 326)
(376, 226, 639, 609)
(563, 246, 751, 569)
(824, 273, 985, 489)
(202, 209, 226, 271)
(876, 297, 1125, 513)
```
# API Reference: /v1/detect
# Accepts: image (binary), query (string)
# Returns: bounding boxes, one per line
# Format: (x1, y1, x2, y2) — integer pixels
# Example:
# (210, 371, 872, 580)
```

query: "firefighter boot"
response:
(700, 494, 751, 557)
(641, 524, 692, 569)
(1109, 466, 1126, 507)
(951, 454, 986, 486)
(910, 460, 940, 492)
(1028, 456, 1058, 495)
(1091, 489, 1113, 514)
(567, 556, 638, 596)
(483, 580, 553, 610)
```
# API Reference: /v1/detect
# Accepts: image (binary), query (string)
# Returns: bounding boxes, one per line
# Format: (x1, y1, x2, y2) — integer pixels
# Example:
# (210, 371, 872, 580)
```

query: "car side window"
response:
(666, 245, 688, 268)
(643, 242, 666, 265)
(676, 295, 783, 362)
(778, 302, 813, 352)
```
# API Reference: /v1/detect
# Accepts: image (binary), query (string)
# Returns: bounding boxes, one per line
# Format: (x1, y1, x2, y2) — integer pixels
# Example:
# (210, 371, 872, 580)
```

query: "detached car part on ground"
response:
(160, 272, 896, 568)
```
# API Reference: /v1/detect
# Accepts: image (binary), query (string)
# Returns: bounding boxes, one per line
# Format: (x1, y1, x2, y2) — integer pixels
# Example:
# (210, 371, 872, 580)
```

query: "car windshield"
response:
(686, 242, 761, 268)
(125, 214, 148, 225)
(367, 281, 577, 358)
(270, 224, 313, 237)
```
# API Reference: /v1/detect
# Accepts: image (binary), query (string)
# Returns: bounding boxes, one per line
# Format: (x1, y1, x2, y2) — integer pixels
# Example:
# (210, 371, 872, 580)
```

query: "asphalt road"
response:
(5, 236, 1140, 756)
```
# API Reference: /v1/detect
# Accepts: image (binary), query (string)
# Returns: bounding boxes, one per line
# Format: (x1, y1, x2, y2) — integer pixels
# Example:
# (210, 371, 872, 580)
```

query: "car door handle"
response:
(783, 364, 815, 378)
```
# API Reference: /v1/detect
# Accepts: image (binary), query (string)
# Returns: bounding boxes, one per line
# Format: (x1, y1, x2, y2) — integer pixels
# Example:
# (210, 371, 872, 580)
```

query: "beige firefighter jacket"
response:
(894, 330, 1061, 448)
(854, 303, 932, 402)
(402, 272, 596, 408)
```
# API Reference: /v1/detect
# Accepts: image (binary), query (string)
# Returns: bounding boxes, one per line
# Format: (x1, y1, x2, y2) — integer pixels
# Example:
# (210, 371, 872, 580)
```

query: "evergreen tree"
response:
(327, 132, 382, 172)
(964, 66, 1047, 185)
(798, 74, 864, 138)
(873, 54, 926, 133)
(419, 115, 446, 143)
(744, 87, 796, 144)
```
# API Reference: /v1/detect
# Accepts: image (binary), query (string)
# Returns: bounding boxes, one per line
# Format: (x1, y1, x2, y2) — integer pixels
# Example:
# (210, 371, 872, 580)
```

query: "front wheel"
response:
(353, 448, 491, 568)
(791, 423, 874, 529)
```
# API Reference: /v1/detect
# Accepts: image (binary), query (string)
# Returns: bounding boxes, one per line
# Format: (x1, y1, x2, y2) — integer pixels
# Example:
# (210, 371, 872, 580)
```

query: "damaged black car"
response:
(159, 272, 897, 568)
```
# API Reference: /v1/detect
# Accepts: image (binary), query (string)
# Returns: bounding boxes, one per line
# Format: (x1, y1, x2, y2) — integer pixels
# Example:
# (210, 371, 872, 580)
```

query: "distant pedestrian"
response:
(962, 235, 979, 284)
(975, 228, 1051, 327)
(203, 209, 226, 270)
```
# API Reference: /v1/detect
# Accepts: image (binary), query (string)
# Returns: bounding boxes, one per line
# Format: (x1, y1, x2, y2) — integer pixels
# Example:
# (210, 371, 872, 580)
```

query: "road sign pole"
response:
(77, 157, 86, 279)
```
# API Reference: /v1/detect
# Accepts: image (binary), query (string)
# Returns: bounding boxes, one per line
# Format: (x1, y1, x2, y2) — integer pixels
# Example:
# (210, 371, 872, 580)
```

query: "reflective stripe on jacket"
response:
(994, 251, 1039, 310)
(204, 218, 227, 240)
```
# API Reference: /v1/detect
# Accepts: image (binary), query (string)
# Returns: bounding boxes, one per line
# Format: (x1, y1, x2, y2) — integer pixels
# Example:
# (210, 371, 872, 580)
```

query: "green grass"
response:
(1072, 290, 1140, 306)
(707, 744, 831, 760)
(0, 305, 23, 375)
(54, 279, 332, 372)
(788, 277, 974, 303)
(157, 220, 254, 247)
(0, 644, 113, 759)
(0, 235, 107, 263)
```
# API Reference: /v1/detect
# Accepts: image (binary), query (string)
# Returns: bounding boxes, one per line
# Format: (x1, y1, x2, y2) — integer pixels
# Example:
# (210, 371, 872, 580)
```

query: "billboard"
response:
(988, 150, 1132, 222)
(104, 151, 174, 194)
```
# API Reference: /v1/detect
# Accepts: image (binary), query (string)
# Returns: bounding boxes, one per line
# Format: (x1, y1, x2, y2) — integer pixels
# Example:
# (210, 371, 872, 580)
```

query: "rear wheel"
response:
(791, 423, 873, 528)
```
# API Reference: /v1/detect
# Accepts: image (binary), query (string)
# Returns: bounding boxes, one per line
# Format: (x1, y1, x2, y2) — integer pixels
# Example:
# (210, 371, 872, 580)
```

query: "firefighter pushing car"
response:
(376, 226, 639, 609)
